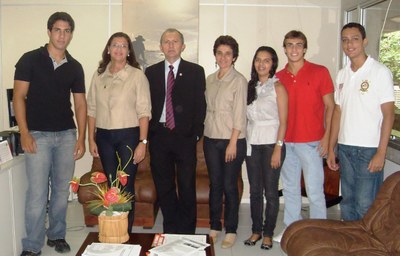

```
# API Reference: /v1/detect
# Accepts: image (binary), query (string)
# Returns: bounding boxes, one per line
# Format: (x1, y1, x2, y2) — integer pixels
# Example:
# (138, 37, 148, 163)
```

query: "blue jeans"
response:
(22, 129, 76, 253)
(204, 137, 246, 233)
(246, 144, 285, 237)
(281, 141, 326, 227)
(338, 144, 383, 221)
(96, 127, 139, 233)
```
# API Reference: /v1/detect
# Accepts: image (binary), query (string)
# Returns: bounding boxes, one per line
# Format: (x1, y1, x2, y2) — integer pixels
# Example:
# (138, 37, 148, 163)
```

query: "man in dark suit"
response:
(145, 28, 206, 234)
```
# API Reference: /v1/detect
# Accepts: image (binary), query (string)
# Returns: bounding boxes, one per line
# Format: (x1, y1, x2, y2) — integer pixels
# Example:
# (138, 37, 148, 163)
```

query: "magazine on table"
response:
(148, 234, 209, 256)
(82, 242, 141, 256)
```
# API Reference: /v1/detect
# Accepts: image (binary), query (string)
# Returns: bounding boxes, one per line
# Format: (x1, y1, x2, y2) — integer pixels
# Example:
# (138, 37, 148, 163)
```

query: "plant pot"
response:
(98, 211, 129, 243)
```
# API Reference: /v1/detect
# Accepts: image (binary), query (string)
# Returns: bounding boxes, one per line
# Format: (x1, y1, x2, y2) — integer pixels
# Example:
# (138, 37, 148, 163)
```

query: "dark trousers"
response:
(149, 124, 197, 234)
(204, 137, 246, 233)
(96, 127, 139, 233)
(245, 144, 286, 237)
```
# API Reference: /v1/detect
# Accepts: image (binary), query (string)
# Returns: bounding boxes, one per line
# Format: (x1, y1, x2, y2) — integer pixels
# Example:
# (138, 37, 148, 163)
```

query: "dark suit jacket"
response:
(145, 59, 206, 138)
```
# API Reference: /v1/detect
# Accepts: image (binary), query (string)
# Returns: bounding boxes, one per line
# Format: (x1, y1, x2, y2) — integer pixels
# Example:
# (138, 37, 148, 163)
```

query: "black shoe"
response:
(20, 251, 41, 256)
(244, 234, 262, 246)
(47, 239, 71, 253)
(260, 240, 273, 250)
(261, 242, 273, 250)
(260, 236, 273, 250)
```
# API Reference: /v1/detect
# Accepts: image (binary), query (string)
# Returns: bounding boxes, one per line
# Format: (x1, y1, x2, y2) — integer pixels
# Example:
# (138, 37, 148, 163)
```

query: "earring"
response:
(128, 54, 130, 57)
(215, 62, 217, 68)
(107, 51, 110, 54)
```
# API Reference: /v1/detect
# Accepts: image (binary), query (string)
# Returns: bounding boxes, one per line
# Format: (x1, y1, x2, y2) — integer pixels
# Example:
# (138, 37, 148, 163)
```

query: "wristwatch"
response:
(139, 139, 148, 145)
(276, 140, 284, 146)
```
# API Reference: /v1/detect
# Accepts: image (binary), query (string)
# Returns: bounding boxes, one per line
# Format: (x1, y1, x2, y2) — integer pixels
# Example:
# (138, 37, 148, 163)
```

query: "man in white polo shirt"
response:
(327, 22, 395, 221)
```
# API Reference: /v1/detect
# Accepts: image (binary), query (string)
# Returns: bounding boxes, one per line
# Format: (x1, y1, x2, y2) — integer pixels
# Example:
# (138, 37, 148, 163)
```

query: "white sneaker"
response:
(273, 229, 286, 243)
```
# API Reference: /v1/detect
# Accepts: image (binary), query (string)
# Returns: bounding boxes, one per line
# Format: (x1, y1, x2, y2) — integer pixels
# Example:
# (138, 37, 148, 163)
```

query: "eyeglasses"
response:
(110, 44, 128, 49)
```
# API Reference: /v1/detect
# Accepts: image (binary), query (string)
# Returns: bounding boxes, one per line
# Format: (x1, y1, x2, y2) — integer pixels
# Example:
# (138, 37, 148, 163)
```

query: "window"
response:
(345, 0, 400, 164)
(360, 0, 400, 140)
(346, 8, 359, 23)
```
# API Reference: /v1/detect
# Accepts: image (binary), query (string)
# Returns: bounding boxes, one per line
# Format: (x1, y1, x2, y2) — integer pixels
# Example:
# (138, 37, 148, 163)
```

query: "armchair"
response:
(281, 171, 400, 256)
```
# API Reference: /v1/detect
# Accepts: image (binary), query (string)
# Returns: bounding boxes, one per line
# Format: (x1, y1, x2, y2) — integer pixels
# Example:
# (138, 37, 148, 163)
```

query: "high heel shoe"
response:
(243, 234, 262, 246)
(260, 236, 273, 250)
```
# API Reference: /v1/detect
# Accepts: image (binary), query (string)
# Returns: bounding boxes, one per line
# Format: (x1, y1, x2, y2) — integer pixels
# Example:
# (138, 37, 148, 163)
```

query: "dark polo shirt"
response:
(14, 44, 85, 131)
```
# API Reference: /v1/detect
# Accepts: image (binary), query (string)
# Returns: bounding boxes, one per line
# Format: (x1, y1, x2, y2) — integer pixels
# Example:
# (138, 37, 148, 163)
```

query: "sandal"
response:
(244, 234, 262, 246)
(260, 236, 273, 250)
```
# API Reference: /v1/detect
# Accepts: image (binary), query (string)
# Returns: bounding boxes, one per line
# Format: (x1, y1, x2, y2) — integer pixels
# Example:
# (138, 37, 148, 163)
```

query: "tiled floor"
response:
(38, 200, 341, 256)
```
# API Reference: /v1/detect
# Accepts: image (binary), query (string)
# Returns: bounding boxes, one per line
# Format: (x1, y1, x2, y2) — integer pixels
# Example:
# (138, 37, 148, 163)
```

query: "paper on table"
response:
(149, 235, 209, 256)
(152, 234, 208, 247)
(0, 140, 13, 164)
(82, 242, 141, 256)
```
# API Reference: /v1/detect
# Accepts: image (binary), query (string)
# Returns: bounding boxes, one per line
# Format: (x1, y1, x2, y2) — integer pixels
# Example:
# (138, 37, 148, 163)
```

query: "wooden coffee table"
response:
(76, 232, 215, 256)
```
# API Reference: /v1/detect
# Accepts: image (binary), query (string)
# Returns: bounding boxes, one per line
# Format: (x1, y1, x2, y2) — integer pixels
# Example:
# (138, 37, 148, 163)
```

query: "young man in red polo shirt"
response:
(273, 30, 335, 242)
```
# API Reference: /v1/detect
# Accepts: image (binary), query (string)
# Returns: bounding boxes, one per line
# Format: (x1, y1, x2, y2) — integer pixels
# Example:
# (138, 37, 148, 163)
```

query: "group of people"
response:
(13, 11, 394, 256)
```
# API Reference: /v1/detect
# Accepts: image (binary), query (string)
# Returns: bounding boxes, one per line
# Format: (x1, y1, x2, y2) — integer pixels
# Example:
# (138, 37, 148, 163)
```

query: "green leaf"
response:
(379, 31, 400, 84)
(89, 202, 132, 216)
(111, 202, 132, 212)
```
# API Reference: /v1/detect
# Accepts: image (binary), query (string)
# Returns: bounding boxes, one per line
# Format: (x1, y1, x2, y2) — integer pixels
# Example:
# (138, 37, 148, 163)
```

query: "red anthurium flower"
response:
(91, 172, 107, 183)
(69, 177, 80, 193)
(71, 146, 135, 215)
(117, 171, 129, 186)
(104, 187, 120, 205)
(103, 199, 110, 207)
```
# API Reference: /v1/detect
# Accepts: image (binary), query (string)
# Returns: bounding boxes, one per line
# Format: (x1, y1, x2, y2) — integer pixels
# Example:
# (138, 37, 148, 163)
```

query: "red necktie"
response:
(166, 65, 175, 130)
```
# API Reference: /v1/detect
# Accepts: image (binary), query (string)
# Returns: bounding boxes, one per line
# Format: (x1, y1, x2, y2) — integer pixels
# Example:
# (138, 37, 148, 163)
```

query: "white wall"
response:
(199, 0, 341, 81)
(0, 0, 342, 180)
(0, 0, 123, 177)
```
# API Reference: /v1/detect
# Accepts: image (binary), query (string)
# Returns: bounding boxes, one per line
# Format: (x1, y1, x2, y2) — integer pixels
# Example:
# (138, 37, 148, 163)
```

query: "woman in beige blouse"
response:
(87, 32, 151, 232)
(204, 35, 247, 248)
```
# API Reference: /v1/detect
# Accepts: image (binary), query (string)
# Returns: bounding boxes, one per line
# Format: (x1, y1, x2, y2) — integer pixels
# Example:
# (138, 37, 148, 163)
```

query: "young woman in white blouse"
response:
(244, 46, 288, 250)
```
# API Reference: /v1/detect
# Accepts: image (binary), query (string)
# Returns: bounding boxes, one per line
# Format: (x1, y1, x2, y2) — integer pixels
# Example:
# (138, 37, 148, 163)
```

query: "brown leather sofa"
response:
(281, 171, 400, 256)
(77, 137, 244, 228)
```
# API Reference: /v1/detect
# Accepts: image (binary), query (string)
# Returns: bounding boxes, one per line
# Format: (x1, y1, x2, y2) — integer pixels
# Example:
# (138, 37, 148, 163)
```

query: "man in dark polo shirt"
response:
(13, 12, 87, 256)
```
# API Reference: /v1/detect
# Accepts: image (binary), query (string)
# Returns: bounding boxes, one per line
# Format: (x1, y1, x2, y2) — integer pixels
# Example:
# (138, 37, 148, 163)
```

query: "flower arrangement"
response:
(70, 146, 134, 216)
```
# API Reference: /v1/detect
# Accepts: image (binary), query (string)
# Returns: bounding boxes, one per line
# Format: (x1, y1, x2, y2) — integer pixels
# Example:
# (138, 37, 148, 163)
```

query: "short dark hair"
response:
(213, 35, 239, 63)
(47, 12, 75, 32)
(341, 22, 366, 39)
(283, 30, 308, 49)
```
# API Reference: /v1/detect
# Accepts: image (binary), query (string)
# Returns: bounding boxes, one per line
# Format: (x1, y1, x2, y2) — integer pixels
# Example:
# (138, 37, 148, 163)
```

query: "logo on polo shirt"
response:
(360, 80, 369, 93)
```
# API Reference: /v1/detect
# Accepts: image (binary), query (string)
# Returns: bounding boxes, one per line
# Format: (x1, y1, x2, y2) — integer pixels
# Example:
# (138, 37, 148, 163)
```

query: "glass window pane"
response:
(346, 8, 358, 23)
(363, 0, 400, 138)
